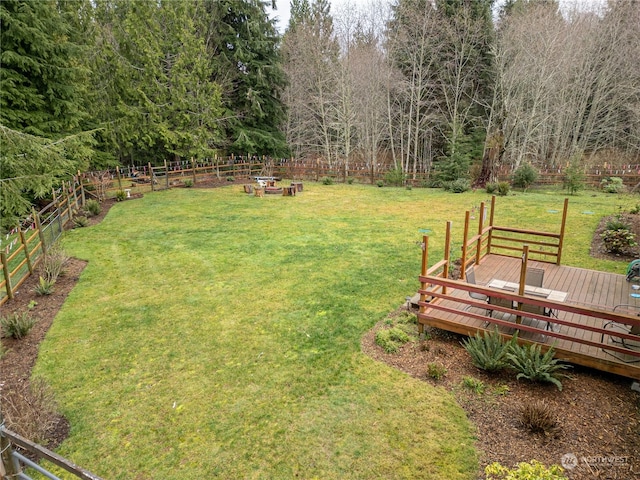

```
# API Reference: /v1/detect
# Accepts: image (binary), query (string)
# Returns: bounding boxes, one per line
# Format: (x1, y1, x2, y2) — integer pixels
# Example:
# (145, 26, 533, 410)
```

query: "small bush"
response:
(1, 312, 37, 339)
(226, 176, 235, 182)
(427, 362, 447, 380)
(84, 199, 101, 216)
(485, 182, 499, 194)
(601, 228, 637, 254)
(485, 460, 568, 480)
(605, 215, 629, 231)
(115, 190, 127, 201)
(497, 181, 511, 196)
(405, 184, 412, 191)
(346, 177, 354, 185)
(507, 343, 571, 390)
(461, 376, 485, 394)
(73, 215, 89, 228)
(630, 203, 640, 215)
(184, 179, 194, 188)
(0, 340, 6, 359)
(601, 176, 625, 194)
(375, 327, 410, 353)
(376, 179, 384, 187)
(2, 377, 60, 445)
(34, 276, 55, 296)
(384, 167, 405, 186)
(448, 178, 471, 193)
(563, 162, 584, 195)
(519, 401, 560, 437)
(42, 244, 69, 283)
(512, 163, 539, 191)
(321, 176, 334, 185)
(396, 311, 417, 325)
(461, 328, 516, 372)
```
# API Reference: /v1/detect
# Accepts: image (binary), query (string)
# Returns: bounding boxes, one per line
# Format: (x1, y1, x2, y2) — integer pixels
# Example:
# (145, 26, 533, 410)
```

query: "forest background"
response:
(1, 0, 639, 225)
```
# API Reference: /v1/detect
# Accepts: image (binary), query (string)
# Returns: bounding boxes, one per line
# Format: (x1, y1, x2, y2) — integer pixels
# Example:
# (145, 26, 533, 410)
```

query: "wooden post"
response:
(1, 410, 19, 478)
(72, 177, 80, 210)
(148, 162, 154, 191)
(19, 229, 32, 274)
(1, 250, 13, 300)
(443, 221, 452, 295)
(116, 168, 122, 190)
(557, 197, 569, 265)
(487, 195, 496, 255)
(516, 245, 529, 324)
(79, 171, 86, 206)
(66, 181, 73, 221)
(475, 201, 485, 266)
(460, 210, 471, 280)
(57, 184, 64, 233)
(418, 235, 429, 333)
(191, 157, 197, 184)
(164, 159, 169, 189)
(33, 208, 47, 255)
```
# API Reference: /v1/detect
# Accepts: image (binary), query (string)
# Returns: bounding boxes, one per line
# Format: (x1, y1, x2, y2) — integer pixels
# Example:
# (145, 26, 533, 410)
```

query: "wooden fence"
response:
(0, 182, 84, 306)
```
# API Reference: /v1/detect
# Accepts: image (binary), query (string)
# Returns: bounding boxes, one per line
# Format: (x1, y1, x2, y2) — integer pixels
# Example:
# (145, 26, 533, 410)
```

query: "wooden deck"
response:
(417, 254, 640, 381)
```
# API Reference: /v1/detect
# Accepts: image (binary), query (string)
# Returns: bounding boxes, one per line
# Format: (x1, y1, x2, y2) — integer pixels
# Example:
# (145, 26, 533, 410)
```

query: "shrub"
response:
(73, 215, 89, 228)
(375, 327, 410, 353)
(605, 215, 629, 231)
(321, 176, 334, 185)
(2, 377, 60, 445)
(512, 163, 539, 191)
(601, 176, 625, 194)
(507, 343, 571, 390)
(1, 312, 37, 339)
(461, 376, 486, 394)
(184, 179, 194, 188)
(84, 199, 101, 216)
(461, 328, 516, 372)
(396, 311, 417, 325)
(630, 203, 640, 215)
(563, 162, 584, 195)
(346, 177, 354, 185)
(115, 190, 127, 201)
(448, 178, 470, 193)
(485, 460, 568, 480)
(226, 176, 235, 182)
(601, 228, 637, 254)
(519, 401, 560, 437)
(497, 181, 511, 196)
(34, 276, 55, 296)
(485, 182, 499, 194)
(376, 179, 384, 187)
(427, 362, 447, 380)
(384, 167, 405, 186)
(42, 244, 69, 283)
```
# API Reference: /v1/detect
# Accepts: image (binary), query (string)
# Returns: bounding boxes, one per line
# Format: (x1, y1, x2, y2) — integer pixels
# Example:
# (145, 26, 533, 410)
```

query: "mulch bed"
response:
(1, 192, 639, 478)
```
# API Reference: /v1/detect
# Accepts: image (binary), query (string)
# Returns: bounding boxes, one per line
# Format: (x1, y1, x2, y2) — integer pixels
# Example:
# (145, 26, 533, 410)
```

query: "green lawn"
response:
(34, 184, 631, 479)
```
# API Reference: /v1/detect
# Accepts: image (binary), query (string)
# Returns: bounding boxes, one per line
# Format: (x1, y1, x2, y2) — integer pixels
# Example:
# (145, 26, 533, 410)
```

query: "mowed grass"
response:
(34, 184, 631, 478)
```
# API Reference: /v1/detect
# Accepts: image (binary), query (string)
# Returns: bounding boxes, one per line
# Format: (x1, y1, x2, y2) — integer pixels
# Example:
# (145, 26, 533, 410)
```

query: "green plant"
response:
(0, 340, 6, 359)
(563, 162, 584, 195)
(28, 300, 38, 309)
(84, 199, 101, 216)
(630, 203, 640, 215)
(485, 460, 568, 479)
(226, 176, 235, 182)
(601, 228, 637, 254)
(461, 376, 485, 394)
(485, 182, 499, 194)
(34, 276, 55, 296)
(427, 362, 447, 380)
(384, 167, 405, 187)
(600, 176, 625, 194)
(405, 184, 412, 191)
(376, 179, 384, 187)
(461, 328, 516, 372)
(448, 178, 471, 193)
(497, 181, 511, 196)
(1, 312, 37, 339)
(73, 215, 89, 228)
(375, 327, 410, 353)
(321, 176, 334, 185)
(493, 384, 510, 396)
(519, 401, 560, 436)
(115, 190, 127, 201)
(507, 343, 571, 390)
(605, 215, 629, 231)
(396, 311, 417, 325)
(42, 244, 69, 283)
(183, 179, 194, 188)
(346, 177, 354, 185)
(512, 163, 539, 191)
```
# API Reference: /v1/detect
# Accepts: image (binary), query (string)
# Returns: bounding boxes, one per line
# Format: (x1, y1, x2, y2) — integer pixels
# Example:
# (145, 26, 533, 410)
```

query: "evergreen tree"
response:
(202, 0, 288, 156)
